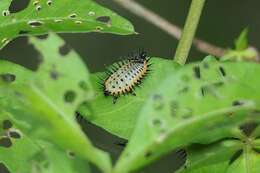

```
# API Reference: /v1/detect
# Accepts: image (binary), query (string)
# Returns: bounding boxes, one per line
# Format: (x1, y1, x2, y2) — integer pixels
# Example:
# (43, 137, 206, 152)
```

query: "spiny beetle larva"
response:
(100, 50, 151, 104)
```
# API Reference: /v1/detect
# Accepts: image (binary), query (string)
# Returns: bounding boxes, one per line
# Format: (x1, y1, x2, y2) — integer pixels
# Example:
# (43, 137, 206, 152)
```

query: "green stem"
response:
(174, 0, 206, 65)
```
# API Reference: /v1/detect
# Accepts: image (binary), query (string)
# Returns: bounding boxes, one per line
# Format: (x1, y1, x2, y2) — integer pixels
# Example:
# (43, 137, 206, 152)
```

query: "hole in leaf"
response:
(0, 73, 16, 83)
(232, 100, 244, 106)
(9, 131, 21, 139)
(3, 120, 12, 130)
(36, 34, 49, 40)
(79, 81, 89, 91)
(0, 163, 10, 173)
(2, 10, 10, 17)
(67, 151, 76, 159)
(28, 20, 43, 28)
(19, 30, 30, 35)
(69, 13, 77, 18)
(9, 0, 29, 13)
(0, 137, 12, 148)
(47, 0, 52, 6)
(33, 1, 39, 6)
(35, 5, 41, 11)
(64, 90, 76, 103)
(95, 26, 103, 32)
(219, 66, 226, 76)
(96, 16, 111, 24)
(75, 20, 82, 25)
(193, 66, 201, 79)
(59, 43, 71, 56)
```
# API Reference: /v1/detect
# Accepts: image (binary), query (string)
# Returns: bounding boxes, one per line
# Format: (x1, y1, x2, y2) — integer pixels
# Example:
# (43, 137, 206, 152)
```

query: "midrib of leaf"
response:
(30, 83, 71, 123)
(114, 102, 255, 173)
(243, 144, 251, 173)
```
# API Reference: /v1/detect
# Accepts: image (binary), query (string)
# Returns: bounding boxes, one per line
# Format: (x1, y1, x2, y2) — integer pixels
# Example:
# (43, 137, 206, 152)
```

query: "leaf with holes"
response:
(78, 58, 180, 139)
(0, 112, 91, 173)
(112, 57, 260, 173)
(0, 0, 135, 49)
(178, 124, 260, 173)
(0, 33, 111, 172)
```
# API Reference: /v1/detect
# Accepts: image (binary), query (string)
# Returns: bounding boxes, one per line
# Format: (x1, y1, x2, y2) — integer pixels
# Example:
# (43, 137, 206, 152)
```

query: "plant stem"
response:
(174, 0, 206, 65)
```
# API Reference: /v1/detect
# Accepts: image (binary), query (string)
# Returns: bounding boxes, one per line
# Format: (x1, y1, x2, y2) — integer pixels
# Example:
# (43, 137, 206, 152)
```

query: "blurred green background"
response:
(1, 0, 260, 72)
(0, 0, 260, 172)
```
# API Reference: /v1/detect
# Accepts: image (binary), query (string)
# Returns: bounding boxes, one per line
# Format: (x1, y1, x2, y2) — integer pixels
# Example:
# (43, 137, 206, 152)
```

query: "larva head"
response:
(131, 50, 148, 63)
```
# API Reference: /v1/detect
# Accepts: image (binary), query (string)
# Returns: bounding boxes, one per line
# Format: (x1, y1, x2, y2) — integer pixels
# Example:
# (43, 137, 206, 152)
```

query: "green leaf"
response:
(0, 112, 91, 173)
(226, 148, 260, 173)
(112, 57, 260, 173)
(0, 0, 135, 49)
(177, 140, 242, 173)
(79, 58, 180, 139)
(235, 28, 249, 51)
(0, 33, 111, 172)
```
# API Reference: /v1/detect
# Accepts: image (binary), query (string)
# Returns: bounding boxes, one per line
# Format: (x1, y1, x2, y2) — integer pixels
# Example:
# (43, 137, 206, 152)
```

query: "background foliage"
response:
(0, 0, 260, 173)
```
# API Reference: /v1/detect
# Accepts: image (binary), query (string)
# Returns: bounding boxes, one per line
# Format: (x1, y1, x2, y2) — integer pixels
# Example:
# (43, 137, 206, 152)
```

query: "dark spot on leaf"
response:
(9, 131, 21, 139)
(96, 16, 111, 23)
(232, 100, 244, 106)
(201, 86, 205, 96)
(213, 81, 224, 87)
(0, 163, 10, 173)
(219, 66, 226, 76)
(28, 20, 43, 27)
(3, 120, 12, 130)
(79, 81, 89, 91)
(239, 122, 258, 136)
(0, 73, 16, 83)
(145, 151, 152, 158)
(193, 66, 201, 79)
(203, 62, 209, 69)
(50, 70, 59, 80)
(9, 0, 29, 13)
(64, 90, 76, 103)
(0, 137, 12, 148)
(67, 151, 75, 159)
(19, 30, 30, 35)
(152, 94, 164, 110)
(170, 100, 178, 117)
(152, 118, 162, 127)
(59, 43, 71, 56)
(178, 86, 189, 94)
(229, 149, 243, 165)
(36, 34, 49, 40)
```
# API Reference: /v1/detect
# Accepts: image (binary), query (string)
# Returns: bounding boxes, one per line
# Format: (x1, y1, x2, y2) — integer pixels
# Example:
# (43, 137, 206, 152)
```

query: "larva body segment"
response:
(103, 51, 150, 104)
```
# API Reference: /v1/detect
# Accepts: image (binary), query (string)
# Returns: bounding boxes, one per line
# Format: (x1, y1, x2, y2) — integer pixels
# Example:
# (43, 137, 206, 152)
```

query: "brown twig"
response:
(113, 0, 226, 57)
